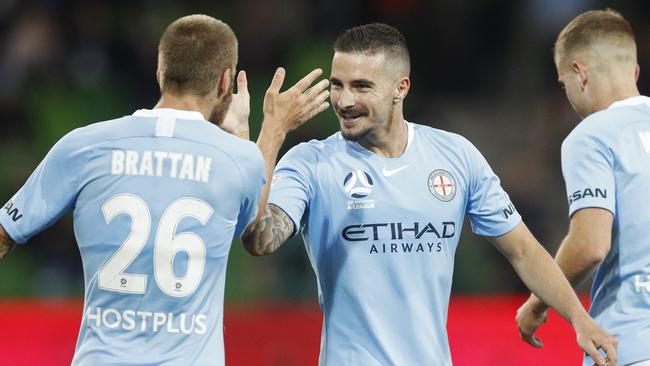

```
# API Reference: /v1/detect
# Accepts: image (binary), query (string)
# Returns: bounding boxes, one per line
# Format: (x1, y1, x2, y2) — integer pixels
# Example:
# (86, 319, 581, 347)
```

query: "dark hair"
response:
(334, 23, 410, 74)
(158, 14, 238, 96)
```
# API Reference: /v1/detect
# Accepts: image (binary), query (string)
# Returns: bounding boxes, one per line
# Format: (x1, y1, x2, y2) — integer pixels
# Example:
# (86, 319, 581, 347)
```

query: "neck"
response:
(590, 74, 640, 114)
(358, 107, 408, 158)
(154, 93, 211, 121)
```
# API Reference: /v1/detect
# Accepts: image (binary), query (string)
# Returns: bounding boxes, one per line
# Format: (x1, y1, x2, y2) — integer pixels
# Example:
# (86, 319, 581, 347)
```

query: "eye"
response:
(355, 83, 371, 90)
(330, 80, 342, 89)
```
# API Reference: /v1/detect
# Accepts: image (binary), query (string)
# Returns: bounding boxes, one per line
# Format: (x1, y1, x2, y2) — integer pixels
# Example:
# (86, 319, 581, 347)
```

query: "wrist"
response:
(528, 295, 550, 315)
(259, 121, 287, 142)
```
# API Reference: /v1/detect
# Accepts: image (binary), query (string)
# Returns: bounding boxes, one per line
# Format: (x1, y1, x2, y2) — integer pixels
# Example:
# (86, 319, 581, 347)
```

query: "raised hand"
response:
(262, 67, 330, 137)
(221, 70, 250, 140)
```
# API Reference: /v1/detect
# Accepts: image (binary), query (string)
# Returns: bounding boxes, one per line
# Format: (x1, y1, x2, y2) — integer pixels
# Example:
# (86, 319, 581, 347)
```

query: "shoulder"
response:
(413, 123, 477, 149)
(51, 116, 132, 153)
(562, 110, 617, 153)
(282, 132, 340, 163)
(412, 123, 485, 163)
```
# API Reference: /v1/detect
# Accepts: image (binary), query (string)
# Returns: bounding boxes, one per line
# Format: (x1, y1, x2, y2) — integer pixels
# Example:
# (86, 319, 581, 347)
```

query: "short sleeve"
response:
(268, 142, 317, 234)
(0, 132, 82, 244)
(464, 140, 522, 237)
(561, 130, 615, 217)
(234, 145, 266, 237)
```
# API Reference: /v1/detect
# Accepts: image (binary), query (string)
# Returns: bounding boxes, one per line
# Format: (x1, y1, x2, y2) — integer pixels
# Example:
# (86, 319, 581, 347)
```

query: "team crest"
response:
(428, 169, 456, 202)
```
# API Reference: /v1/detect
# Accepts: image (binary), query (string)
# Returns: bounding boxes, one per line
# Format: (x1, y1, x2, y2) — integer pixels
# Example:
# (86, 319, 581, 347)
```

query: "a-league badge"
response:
(428, 169, 456, 202)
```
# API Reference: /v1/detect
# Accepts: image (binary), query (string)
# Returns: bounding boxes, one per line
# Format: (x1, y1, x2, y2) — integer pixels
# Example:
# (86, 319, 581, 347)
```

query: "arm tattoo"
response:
(0, 226, 16, 260)
(242, 204, 294, 255)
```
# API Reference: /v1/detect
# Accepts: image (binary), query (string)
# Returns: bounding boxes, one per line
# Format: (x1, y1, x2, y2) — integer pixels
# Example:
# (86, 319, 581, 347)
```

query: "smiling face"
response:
(330, 52, 402, 141)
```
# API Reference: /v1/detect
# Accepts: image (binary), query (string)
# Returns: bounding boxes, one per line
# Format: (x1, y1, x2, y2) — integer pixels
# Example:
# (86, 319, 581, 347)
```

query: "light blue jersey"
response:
(561, 96, 650, 366)
(269, 122, 521, 365)
(0, 108, 264, 365)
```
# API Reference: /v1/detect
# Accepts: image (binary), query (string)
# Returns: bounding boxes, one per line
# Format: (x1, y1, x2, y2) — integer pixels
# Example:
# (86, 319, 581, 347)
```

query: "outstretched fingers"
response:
(289, 68, 324, 94)
(267, 67, 286, 95)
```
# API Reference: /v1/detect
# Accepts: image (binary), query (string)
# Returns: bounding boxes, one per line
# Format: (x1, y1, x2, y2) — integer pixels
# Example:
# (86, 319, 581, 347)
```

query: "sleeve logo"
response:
(3, 200, 23, 222)
(568, 188, 607, 205)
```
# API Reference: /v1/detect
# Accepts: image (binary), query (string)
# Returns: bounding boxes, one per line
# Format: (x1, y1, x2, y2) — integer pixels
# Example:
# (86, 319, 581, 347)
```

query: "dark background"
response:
(1, 0, 648, 301)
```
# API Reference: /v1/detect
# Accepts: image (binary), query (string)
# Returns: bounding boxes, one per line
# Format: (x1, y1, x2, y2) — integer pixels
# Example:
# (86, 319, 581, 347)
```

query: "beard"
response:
(210, 82, 233, 126)
(338, 103, 393, 142)
(340, 122, 373, 142)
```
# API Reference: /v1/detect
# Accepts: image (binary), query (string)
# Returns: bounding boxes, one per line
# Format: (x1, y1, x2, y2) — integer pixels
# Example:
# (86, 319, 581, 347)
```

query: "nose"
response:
(336, 88, 356, 109)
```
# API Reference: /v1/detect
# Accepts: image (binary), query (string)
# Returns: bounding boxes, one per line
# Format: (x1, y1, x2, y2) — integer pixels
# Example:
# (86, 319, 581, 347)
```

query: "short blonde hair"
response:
(554, 9, 635, 68)
(158, 14, 238, 96)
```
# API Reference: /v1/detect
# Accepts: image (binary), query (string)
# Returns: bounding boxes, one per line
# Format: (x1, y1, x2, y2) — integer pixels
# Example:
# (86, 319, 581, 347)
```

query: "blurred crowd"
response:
(1, 0, 649, 300)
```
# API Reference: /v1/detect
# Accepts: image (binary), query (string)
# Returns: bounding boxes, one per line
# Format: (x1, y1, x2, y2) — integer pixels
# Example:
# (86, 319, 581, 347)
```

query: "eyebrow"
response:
(351, 79, 375, 87)
(329, 77, 376, 87)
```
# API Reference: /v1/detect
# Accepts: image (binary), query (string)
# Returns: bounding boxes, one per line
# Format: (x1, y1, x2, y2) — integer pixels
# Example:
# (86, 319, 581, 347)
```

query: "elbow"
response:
(582, 244, 609, 267)
(241, 237, 272, 257)
(244, 246, 267, 257)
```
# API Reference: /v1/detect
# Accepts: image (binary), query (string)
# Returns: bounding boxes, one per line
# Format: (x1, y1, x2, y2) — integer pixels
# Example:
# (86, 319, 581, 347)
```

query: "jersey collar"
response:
(133, 108, 206, 121)
(343, 120, 415, 157)
(607, 95, 650, 110)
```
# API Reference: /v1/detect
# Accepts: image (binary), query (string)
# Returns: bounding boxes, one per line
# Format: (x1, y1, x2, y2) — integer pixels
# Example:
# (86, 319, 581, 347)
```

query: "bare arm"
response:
(243, 204, 294, 256)
(489, 221, 617, 366)
(551, 208, 612, 289)
(0, 225, 16, 260)
(241, 67, 329, 255)
(516, 209, 613, 345)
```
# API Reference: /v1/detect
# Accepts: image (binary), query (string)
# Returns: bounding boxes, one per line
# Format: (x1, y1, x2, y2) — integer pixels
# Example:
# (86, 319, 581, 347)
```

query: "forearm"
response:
(509, 240, 588, 324)
(527, 209, 612, 311)
(0, 225, 16, 260)
(241, 124, 291, 255)
(527, 235, 599, 312)
(492, 224, 589, 324)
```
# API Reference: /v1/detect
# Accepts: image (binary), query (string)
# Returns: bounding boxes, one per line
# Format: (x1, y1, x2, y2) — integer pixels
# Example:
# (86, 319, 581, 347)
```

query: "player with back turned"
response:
(0, 14, 329, 365)
(517, 9, 650, 366)
(242, 23, 618, 365)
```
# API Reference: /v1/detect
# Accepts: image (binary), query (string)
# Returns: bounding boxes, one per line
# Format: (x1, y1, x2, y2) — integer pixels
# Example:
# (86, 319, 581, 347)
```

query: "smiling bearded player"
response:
(241, 23, 617, 365)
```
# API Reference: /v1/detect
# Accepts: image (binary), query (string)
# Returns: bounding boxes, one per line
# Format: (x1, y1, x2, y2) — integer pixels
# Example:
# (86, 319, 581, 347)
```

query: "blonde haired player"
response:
(517, 9, 650, 366)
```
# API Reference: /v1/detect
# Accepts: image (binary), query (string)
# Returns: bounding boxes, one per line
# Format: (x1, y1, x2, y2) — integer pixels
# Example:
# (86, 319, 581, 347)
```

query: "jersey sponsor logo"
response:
(634, 274, 650, 293)
(567, 188, 607, 205)
(382, 164, 410, 177)
(344, 170, 375, 210)
(639, 131, 650, 153)
(111, 150, 212, 183)
(2, 200, 22, 222)
(342, 221, 456, 254)
(428, 169, 456, 202)
(86, 306, 207, 335)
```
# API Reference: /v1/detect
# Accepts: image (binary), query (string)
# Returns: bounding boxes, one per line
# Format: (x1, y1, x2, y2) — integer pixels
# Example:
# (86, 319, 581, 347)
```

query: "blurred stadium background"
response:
(0, 0, 648, 365)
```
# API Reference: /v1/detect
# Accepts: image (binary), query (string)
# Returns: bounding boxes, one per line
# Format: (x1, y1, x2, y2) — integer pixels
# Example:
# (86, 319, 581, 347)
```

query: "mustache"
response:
(336, 107, 368, 118)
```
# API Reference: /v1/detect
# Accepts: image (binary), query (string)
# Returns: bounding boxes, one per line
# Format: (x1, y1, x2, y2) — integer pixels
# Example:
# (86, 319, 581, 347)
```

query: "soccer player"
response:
(517, 9, 649, 366)
(0, 15, 328, 365)
(242, 23, 617, 365)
